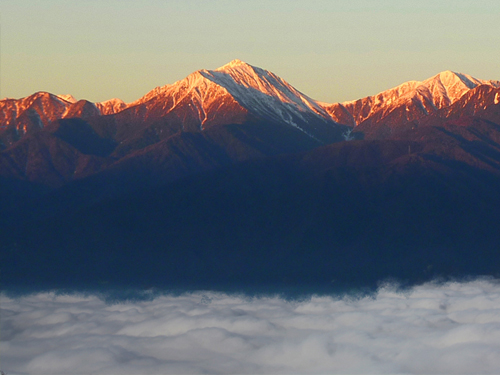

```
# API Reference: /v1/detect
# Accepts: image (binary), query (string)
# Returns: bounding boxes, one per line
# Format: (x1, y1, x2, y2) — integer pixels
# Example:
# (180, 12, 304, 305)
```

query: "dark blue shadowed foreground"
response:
(3, 147, 500, 295)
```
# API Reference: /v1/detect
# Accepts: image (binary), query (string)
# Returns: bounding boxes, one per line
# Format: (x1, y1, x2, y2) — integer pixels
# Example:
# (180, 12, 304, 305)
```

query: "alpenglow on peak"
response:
(217, 59, 251, 70)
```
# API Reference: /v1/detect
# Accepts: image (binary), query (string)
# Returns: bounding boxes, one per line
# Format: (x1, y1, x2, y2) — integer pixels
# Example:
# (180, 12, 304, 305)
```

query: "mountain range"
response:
(2, 60, 500, 291)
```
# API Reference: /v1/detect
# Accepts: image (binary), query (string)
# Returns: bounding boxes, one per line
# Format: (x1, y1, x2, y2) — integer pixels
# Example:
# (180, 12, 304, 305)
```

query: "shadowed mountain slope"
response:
(2, 63, 500, 291)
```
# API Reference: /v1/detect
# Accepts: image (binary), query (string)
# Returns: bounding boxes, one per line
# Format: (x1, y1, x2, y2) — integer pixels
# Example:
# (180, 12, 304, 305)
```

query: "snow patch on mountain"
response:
(0, 92, 70, 132)
(423, 71, 491, 108)
(96, 98, 128, 115)
(197, 60, 338, 140)
(204, 60, 333, 126)
(57, 94, 78, 103)
(127, 69, 249, 131)
(2, 62, 500, 146)
(128, 59, 338, 140)
(322, 71, 500, 127)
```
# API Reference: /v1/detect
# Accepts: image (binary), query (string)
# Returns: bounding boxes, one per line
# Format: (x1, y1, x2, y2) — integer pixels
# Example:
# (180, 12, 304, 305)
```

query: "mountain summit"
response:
(323, 70, 500, 138)
(0, 60, 350, 188)
(3, 62, 500, 290)
(3, 61, 497, 147)
(208, 59, 332, 125)
(126, 59, 341, 141)
(2, 61, 500, 185)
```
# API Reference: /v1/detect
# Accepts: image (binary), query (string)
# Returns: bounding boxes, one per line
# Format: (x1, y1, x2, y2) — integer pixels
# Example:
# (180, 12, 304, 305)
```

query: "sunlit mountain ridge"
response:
(324, 70, 500, 127)
(3, 60, 499, 147)
(3, 60, 500, 290)
(2, 60, 500, 190)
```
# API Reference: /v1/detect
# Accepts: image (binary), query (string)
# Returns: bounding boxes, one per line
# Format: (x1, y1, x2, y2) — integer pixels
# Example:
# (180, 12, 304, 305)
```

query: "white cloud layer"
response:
(2, 279, 500, 374)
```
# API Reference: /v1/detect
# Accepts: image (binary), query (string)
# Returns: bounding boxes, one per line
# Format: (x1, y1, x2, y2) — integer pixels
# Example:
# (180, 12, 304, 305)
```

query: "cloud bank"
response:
(2, 280, 500, 374)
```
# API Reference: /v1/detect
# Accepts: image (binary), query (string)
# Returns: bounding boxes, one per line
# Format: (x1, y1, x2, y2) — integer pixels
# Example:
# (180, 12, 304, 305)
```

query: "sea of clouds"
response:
(2, 279, 500, 374)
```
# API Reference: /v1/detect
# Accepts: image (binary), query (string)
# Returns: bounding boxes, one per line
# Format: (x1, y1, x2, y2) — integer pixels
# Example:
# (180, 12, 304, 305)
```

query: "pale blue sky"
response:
(2, 0, 499, 103)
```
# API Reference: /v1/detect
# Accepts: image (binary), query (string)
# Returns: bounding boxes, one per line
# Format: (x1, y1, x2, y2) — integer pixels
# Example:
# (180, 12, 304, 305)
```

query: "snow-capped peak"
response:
(129, 60, 336, 139)
(432, 71, 484, 89)
(217, 59, 250, 70)
(96, 98, 128, 115)
(205, 60, 332, 119)
(56, 94, 78, 103)
(420, 71, 495, 107)
(323, 70, 500, 127)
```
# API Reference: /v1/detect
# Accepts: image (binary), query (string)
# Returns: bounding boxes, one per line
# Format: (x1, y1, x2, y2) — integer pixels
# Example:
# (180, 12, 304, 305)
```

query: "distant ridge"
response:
(3, 61, 499, 143)
(3, 61, 500, 290)
(323, 70, 500, 127)
(1, 60, 500, 185)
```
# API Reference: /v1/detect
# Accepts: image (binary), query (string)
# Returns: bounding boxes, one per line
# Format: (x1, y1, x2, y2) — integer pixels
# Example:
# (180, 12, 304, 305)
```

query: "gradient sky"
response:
(2, 0, 499, 103)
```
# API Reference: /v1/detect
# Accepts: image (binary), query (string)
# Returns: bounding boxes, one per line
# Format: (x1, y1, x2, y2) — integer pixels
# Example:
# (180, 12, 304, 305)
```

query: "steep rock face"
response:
(0, 93, 72, 147)
(124, 68, 251, 132)
(438, 85, 500, 123)
(95, 98, 128, 115)
(201, 60, 335, 134)
(364, 85, 500, 141)
(0, 93, 127, 149)
(323, 71, 500, 139)
(3, 66, 499, 150)
(3, 64, 500, 289)
(124, 59, 344, 143)
(2, 62, 500, 193)
(0, 60, 347, 189)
